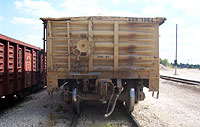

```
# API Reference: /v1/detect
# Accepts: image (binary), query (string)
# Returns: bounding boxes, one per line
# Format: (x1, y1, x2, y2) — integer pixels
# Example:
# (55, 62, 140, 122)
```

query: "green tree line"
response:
(160, 58, 200, 69)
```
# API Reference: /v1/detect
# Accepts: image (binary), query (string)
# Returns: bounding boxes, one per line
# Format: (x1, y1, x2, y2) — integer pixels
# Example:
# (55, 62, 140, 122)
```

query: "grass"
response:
(48, 113, 58, 126)
(160, 58, 174, 68)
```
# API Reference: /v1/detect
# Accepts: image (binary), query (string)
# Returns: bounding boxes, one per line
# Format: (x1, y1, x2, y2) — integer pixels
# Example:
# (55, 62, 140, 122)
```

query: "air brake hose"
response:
(104, 87, 124, 118)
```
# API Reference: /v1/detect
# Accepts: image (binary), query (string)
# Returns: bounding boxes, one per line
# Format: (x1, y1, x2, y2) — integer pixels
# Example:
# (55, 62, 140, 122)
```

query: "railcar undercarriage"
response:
(60, 78, 145, 117)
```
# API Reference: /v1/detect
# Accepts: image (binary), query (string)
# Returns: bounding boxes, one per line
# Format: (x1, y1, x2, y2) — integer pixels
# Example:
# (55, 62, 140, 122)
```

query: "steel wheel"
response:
(72, 88, 80, 114)
(125, 84, 135, 113)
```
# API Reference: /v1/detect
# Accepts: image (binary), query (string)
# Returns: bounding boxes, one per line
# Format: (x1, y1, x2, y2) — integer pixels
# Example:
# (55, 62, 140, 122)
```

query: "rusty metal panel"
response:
(4, 42, 9, 95)
(14, 44, 19, 92)
(41, 16, 166, 92)
(25, 49, 32, 87)
(0, 34, 44, 98)
(18, 47, 22, 72)
(0, 42, 4, 97)
(33, 51, 36, 72)
(25, 49, 32, 71)
(7, 45, 22, 94)
(17, 47, 23, 91)
(0, 43, 4, 73)
(32, 50, 37, 86)
(9, 45, 14, 73)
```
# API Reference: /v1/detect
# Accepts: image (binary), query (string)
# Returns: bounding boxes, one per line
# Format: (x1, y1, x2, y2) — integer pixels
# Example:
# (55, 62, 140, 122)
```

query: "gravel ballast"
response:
(0, 67, 200, 127)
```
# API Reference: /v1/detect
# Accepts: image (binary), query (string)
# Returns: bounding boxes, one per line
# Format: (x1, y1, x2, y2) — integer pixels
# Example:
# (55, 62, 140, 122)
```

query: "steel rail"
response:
(70, 102, 141, 127)
(160, 75, 200, 85)
(70, 112, 80, 127)
(120, 103, 141, 127)
(125, 111, 141, 127)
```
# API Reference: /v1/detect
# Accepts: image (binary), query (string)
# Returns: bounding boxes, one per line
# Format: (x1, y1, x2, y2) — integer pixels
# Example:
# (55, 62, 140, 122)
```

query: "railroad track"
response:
(123, 106, 141, 127)
(69, 102, 140, 127)
(160, 75, 200, 85)
(70, 112, 80, 127)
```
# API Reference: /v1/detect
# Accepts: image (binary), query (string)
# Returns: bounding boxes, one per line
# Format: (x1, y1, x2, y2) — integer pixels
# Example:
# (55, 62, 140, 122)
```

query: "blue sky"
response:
(0, 0, 200, 64)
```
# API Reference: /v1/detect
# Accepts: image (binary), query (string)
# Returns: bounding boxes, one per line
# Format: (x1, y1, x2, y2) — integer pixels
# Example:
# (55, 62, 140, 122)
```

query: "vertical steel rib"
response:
(67, 21, 71, 71)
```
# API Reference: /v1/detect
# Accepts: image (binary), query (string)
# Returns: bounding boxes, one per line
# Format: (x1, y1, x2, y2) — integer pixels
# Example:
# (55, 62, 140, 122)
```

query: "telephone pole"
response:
(175, 24, 178, 75)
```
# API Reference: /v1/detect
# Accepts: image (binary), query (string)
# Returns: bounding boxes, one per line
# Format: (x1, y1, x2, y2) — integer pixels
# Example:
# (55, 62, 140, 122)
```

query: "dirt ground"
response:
(133, 66, 200, 127)
(0, 66, 200, 127)
(134, 79, 200, 127)
(160, 64, 200, 81)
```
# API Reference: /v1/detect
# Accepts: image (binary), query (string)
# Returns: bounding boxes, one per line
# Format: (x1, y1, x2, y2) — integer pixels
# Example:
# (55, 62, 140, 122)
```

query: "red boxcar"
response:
(0, 34, 46, 98)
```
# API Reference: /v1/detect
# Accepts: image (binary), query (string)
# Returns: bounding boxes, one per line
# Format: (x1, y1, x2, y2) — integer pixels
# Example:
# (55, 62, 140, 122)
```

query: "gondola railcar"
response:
(41, 16, 166, 116)
(0, 34, 46, 100)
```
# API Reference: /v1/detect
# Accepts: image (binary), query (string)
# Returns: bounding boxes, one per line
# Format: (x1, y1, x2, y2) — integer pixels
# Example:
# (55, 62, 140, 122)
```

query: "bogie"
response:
(60, 79, 145, 115)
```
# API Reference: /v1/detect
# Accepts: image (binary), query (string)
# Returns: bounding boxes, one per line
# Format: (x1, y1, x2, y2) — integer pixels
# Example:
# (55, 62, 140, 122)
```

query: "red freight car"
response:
(0, 34, 46, 99)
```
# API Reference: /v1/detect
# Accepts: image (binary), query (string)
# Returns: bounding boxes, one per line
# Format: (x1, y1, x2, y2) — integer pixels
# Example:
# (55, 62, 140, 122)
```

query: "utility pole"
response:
(175, 24, 178, 75)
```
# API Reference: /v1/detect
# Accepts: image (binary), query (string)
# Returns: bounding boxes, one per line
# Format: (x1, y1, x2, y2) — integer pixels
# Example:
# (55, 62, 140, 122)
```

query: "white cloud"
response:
(112, 0, 121, 4)
(172, 17, 185, 26)
(168, 0, 200, 17)
(12, 17, 40, 25)
(27, 35, 42, 47)
(14, 0, 139, 17)
(11, 17, 42, 30)
(61, 0, 101, 16)
(14, 0, 62, 17)
(127, 0, 137, 3)
(0, 16, 3, 21)
(61, 0, 139, 17)
(13, 34, 42, 48)
(106, 10, 140, 17)
(142, 5, 165, 16)
(141, 0, 168, 16)
(144, 0, 200, 17)
(112, 0, 137, 4)
(140, 0, 200, 64)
